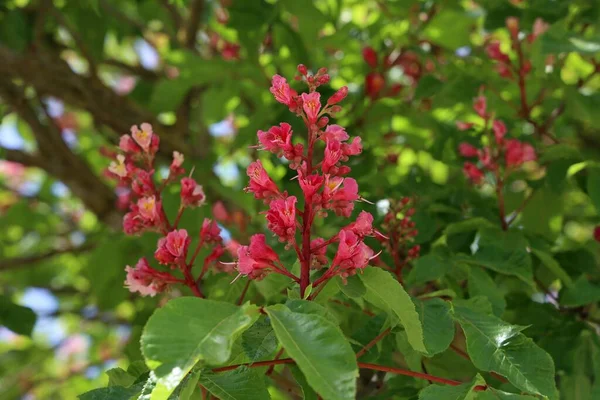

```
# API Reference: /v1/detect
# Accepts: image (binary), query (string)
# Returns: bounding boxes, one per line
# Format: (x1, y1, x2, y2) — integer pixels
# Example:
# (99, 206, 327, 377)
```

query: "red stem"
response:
(266, 348, 285, 376)
(211, 358, 487, 391)
(300, 131, 315, 298)
(237, 279, 251, 305)
(173, 206, 184, 228)
(356, 328, 391, 358)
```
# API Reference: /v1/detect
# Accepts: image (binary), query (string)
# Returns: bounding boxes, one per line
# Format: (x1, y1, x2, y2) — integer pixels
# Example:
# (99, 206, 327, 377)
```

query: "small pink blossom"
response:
(486, 42, 510, 64)
(123, 210, 144, 235)
(456, 121, 475, 131)
(137, 196, 160, 223)
(246, 160, 280, 201)
(248, 234, 280, 264)
(301, 92, 321, 124)
(270, 75, 296, 106)
(131, 123, 154, 152)
(459, 143, 479, 158)
(322, 125, 349, 142)
(331, 178, 359, 217)
(125, 258, 171, 297)
(201, 218, 222, 243)
(529, 18, 549, 42)
(322, 139, 343, 174)
(180, 177, 206, 207)
(108, 154, 128, 178)
(212, 202, 230, 222)
(505, 139, 537, 167)
(327, 86, 348, 105)
(131, 169, 154, 196)
(155, 229, 191, 266)
(266, 196, 297, 242)
(347, 211, 374, 237)
(463, 162, 485, 184)
(236, 234, 279, 277)
(310, 238, 328, 269)
(257, 123, 293, 155)
(341, 137, 362, 158)
(493, 120, 507, 144)
(298, 170, 324, 199)
(170, 151, 185, 174)
(119, 135, 140, 153)
(473, 96, 487, 118)
(333, 230, 374, 270)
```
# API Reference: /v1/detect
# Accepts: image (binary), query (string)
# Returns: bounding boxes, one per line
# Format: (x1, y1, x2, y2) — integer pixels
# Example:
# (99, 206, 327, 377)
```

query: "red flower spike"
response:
(266, 196, 297, 242)
(463, 162, 485, 184)
(459, 143, 479, 158)
(298, 170, 324, 199)
(248, 234, 280, 264)
(154, 229, 191, 266)
(180, 177, 206, 208)
(322, 139, 343, 174)
(362, 47, 378, 68)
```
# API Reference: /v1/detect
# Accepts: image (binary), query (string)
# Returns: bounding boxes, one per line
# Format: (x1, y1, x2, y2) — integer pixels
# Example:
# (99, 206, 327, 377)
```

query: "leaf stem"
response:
(356, 328, 391, 358)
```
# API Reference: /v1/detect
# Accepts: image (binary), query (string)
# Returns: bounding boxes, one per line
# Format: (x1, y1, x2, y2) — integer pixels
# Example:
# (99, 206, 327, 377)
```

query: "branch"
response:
(160, 0, 184, 33)
(356, 328, 391, 359)
(48, 6, 98, 77)
(185, 0, 205, 48)
(0, 243, 96, 271)
(211, 358, 487, 391)
(101, 59, 160, 80)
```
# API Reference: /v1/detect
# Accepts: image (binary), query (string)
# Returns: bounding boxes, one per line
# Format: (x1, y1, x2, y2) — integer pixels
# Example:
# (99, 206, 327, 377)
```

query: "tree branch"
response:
(0, 243, 96, 271)
(185, 0, 205, 48)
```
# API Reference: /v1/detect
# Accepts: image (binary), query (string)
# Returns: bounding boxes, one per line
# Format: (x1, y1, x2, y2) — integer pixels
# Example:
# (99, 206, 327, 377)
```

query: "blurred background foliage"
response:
(1, 0, 600, 398)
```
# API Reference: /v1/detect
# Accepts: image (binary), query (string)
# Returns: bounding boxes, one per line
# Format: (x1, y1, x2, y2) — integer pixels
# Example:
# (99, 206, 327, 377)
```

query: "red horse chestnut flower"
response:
(154, 229, 191, 266)
(180, 177, 206, 208)
(266, 196, 297, 243)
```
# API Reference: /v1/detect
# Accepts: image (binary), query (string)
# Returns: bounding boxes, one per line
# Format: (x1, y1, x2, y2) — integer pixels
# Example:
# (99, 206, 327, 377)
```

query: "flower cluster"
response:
(457, 96, 537, 185)
(105, 124, 226, 297)
(362, 46, 429, 99)
(237, 65, 380, 296)
(486, 17, 548, 80)
(375, 198, 420, 282)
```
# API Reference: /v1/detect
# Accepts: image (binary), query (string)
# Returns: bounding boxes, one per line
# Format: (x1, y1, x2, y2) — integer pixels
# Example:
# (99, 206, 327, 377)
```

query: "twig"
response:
(185, 0, 205, 49)
(0, 243, 96, 271)
(356, 328, 391, 359)
(237, 280, 251, 306)
(506, 189, 536, 226)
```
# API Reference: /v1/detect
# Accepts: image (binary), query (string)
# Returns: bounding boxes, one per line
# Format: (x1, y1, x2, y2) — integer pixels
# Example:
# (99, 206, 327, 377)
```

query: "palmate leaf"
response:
(414, 298, 455, 356)
(141, 298, 260, 399)
(452, 305, 558, 400)
(265, 304, 358, 400)
(360, 268, 427, 353)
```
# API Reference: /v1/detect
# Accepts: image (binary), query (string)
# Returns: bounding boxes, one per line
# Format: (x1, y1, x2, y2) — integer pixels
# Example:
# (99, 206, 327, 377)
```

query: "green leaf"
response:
(242, 317, 278, 363)
(0, 295, 36, 336)
(422, 10, 475, 50)
(360, 268, 426, 353)
(467, 268, 506, 316)
(407, 248, 452, 286)
(531, 249, 574, 288)
(414, 298, 455, 356)
(452, 305, 558, 399)
(106, 368, 136, 387)
(560, 277, 600, 307)
(291, 366, 319, 400)
(337, 275, 366, 298)
(199, 367, 271, 400)
(587, 167, 600, 212)
(475, 388, 539, 399)
(78, 383, 145, 400)
(418, 373, 484, 400)
(265, 304, 358, 400)
(167, 367, 201, 400)
(467, 228, 534, 287)
(281, 0, 328, 44)
(445, 218, 496, 236)
(141, 298, 260, 399)
(414, 76, 445, 100)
